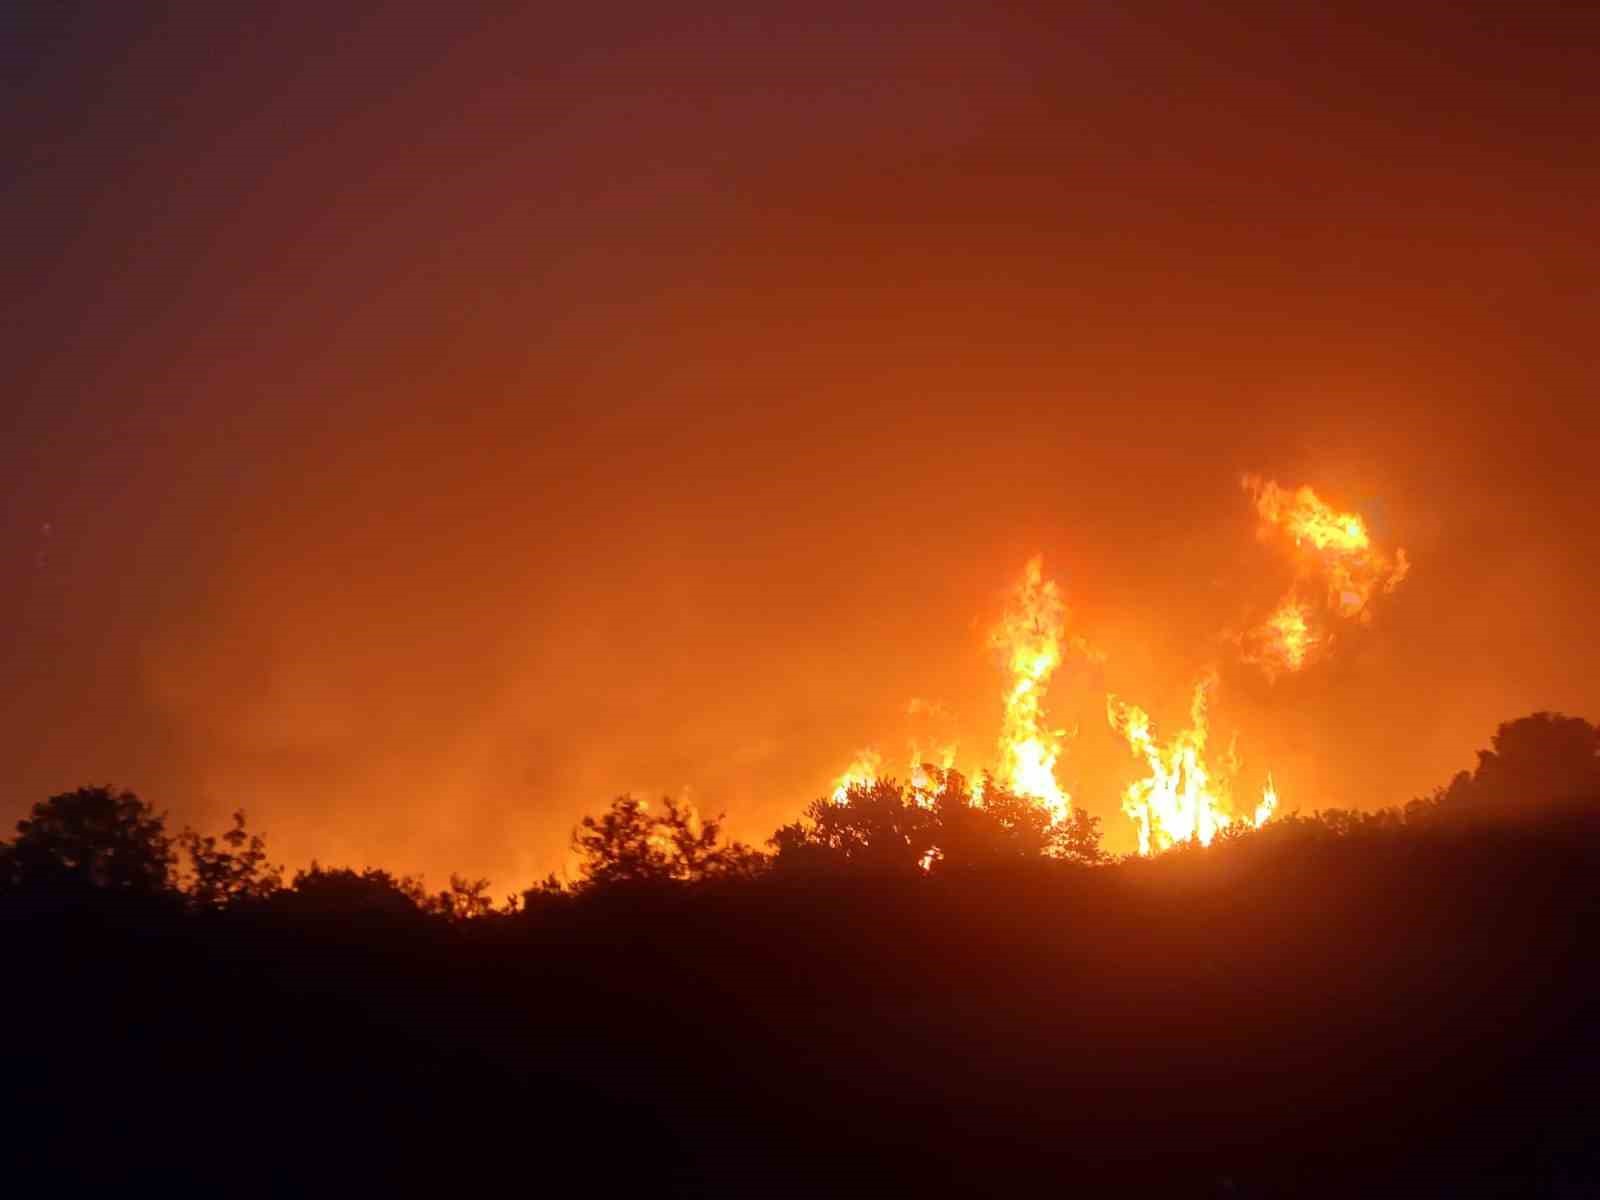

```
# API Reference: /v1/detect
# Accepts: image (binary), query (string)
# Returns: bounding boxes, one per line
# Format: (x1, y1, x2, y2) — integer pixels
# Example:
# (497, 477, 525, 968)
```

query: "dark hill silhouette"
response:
(3, 713, 1597, 1195)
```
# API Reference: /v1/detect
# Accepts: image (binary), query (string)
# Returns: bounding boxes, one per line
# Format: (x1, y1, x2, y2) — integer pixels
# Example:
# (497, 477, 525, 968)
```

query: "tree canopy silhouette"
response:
(771, 777, 934, 873)
(176, 809, 283, 909)
(420, 873, 498, 920)
(8, 786, 174, 894)
(928, 772, 1048, 869)
(769, 770, 1108, 874)
(3, 711, 1599, 1194)
(271, 863, 427, 919)
(1429, 711, 1600, 822)
(571, 795, 764, 888)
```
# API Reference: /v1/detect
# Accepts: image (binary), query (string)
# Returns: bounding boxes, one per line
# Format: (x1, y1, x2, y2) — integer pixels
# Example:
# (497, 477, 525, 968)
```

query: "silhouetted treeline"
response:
(3, 713, 1597, 1195)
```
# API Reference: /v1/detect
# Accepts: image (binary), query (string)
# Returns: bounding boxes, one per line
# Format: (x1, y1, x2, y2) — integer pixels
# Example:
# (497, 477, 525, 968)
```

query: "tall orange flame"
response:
(823, 556, 1078, 823)
(1107, 675, 1277, 855)
(990, 555, 1072, 821)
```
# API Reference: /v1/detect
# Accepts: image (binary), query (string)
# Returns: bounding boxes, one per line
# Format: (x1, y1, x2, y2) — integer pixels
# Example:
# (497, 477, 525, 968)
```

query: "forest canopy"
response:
(3, 711, 1595, 912)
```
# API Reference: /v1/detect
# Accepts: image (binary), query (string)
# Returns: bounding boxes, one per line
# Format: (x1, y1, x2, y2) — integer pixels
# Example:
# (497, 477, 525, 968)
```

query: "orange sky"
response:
(4, 2, 1597, 887)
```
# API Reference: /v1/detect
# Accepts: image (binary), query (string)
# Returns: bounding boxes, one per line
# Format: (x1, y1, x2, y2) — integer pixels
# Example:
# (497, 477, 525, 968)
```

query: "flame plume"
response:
(1240, 476, 1409, 677)
(990, 555, 1072, 821)
(1107, 675, 1277, 855)
(823, 556, 1078, 823)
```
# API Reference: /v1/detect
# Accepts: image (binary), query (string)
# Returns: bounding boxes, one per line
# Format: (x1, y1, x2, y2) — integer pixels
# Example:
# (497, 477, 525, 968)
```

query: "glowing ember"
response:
(1107, 675, 1278, 855)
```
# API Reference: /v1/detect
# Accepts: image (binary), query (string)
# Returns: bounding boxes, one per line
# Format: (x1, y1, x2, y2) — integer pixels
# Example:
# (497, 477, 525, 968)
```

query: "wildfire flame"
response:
(1241, 476, 1409, 677)
(823, 547, 1292, 858)
(831, 748, 883, 805)
(824, 556, 1078, 823)
(908, 739, 958, 803)
(990, 555, 1072, 821)
(1107, 675, 1277, 855)
(1258, 599, 1317, 673)
(1255, 771, 1279, 828)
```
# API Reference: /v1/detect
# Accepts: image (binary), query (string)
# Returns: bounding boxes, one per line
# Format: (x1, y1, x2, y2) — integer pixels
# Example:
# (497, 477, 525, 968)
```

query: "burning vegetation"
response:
(820, 476, 1410, 858)
(1240, 475, 1410, 679)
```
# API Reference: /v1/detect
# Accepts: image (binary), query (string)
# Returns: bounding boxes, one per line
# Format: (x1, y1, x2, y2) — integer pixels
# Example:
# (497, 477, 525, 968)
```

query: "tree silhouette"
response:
(1432, 711, 1600, 822)
(572, 795, 764, 888)
(519, 872, 571, 915)
(421, 873, 496, 920)
(272, 863, 426, 919)
(771, 777, 935, 873)
(928, 771, 1051, 870)
(572, 796, 663, 884)
(5, 711, 1600, 1193)
(7, 786, 174, 894)
(177, 810, 283, 909)
(771, 771, 1108, 873)
(1048, 806, 1111, 865)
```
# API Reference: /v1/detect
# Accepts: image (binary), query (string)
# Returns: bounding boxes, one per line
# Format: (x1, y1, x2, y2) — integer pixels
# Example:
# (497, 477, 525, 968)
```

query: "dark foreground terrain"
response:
(7, 813, 1597, 1197)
